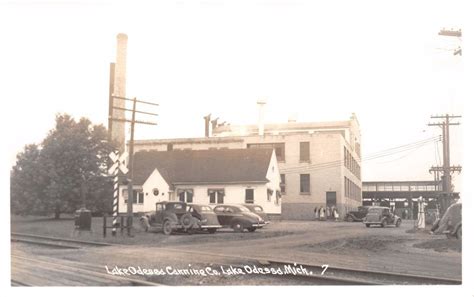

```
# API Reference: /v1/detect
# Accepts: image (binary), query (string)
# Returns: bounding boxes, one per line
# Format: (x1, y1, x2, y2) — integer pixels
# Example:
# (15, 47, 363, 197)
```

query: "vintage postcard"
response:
(3, 0, 468, 296)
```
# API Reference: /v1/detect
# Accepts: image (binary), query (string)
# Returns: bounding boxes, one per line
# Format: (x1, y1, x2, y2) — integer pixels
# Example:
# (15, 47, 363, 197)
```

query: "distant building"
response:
(119, 149, 281, 215)
(133, 114, 362, 220)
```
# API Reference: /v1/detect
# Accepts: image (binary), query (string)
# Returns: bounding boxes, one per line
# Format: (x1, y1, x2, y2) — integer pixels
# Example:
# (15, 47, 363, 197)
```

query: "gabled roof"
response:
(132, 148, 274, 186)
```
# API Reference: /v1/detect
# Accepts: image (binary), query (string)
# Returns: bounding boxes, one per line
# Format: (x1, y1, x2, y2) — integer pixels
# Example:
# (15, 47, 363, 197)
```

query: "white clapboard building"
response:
(118, 148, 281, 215)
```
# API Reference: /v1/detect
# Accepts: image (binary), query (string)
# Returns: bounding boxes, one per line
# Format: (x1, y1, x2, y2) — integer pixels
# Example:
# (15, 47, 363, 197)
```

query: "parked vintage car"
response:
(432, 202, 461, 240)
(241, 204, 269, 223)
(344, 206, 371, 222)
(364, 206, 402, 228)
(187, 204, 223, 234)
(213, 204, 266, 232)
(140, 201, 221, 235)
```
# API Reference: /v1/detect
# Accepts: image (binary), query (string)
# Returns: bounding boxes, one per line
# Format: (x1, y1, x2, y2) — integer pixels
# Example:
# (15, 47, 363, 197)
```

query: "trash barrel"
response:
(74, 208, 92, 230)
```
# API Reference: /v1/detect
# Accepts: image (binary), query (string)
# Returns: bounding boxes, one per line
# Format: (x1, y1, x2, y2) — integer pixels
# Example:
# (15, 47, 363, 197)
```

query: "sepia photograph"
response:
(1, 0, 470, 296)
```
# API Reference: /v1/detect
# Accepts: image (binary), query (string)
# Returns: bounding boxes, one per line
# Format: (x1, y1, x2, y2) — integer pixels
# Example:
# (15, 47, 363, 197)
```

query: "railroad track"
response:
(149, 246, 462, 285)
(11, 232, 111, 249)
(11, 233, 461, 285)
(262, 260, 461, 285)
(11, 254, 160, 286)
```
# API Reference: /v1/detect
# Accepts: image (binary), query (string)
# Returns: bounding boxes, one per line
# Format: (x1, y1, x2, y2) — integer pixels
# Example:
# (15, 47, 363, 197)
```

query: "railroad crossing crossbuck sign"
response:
(108, 151, 128, 236)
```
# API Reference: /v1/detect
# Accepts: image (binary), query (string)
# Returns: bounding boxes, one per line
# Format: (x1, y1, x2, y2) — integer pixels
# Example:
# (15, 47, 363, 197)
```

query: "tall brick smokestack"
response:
(111, 33, 128, 152)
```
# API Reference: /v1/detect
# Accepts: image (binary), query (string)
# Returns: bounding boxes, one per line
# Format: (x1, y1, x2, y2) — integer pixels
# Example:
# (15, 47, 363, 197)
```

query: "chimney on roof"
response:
(203, 114, 211, 137)
(288, 113, 298, 123)
(111, 33, 128, 152)
(257, 99, 266, 136)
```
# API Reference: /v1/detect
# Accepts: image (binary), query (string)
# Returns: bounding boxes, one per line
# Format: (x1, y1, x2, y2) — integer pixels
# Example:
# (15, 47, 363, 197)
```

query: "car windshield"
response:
(198, 205, 213, 212)
(368, 208, 383, 214)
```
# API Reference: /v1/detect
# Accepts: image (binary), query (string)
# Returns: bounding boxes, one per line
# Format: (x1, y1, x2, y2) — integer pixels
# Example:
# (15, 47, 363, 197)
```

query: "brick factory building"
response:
(132, 113, 362, 220)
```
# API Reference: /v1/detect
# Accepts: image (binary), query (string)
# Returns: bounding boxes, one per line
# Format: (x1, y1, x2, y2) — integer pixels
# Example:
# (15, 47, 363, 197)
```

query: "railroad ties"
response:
(11, 254, 160, 286)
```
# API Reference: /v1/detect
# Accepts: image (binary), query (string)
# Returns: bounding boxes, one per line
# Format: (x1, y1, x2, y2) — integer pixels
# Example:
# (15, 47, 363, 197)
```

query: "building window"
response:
(267, 189, 274, 201)
(245, 188, 254, 203)
(208, 189, 225, 204)
(247, 143, 285, 162)
(344, 147, 348, 168)
(280, 174, 286, 194)
(178, 189, 194, 203)
(300, 174, 310, 194)
(300, 142, 310, 162)
(132, 190, 144, 204)
(344, 177, 348, 198)
(123, 189, 128, 203)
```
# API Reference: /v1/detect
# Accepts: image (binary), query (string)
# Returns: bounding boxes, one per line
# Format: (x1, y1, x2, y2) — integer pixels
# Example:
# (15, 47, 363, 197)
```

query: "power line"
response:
(110, 95, 158, 236)
(428, 113, 462, 215)
(280, 136, 440, 174)
(282, 136, 440, 174)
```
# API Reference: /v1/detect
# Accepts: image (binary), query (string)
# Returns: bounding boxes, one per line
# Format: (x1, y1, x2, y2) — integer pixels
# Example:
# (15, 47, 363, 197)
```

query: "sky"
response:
(1, 0, 466, 189)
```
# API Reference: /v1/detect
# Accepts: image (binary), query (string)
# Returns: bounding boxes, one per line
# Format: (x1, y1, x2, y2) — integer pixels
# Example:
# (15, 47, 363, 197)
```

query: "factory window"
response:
(300, 174, 310, 194)
(344, 147, 348, 168)
(247, 143, 285, 162)
(208, 189, 225, 204)
(300, 142, 310, 162)
(280, 174, 286, 194)
(245, 189, 254, 204)
(344, 177, 348, 198)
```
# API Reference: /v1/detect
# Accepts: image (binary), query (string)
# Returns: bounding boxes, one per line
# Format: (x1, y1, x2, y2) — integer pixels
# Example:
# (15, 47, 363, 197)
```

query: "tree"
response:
(10, 144, 48, 215)
(10, 114, 115, 218)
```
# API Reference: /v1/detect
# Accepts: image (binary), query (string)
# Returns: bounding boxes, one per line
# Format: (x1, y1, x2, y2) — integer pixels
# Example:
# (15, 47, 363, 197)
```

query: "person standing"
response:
(334, 208, 339, 221)
(314, 206, 320, 220)
(320, 207, 326, 221)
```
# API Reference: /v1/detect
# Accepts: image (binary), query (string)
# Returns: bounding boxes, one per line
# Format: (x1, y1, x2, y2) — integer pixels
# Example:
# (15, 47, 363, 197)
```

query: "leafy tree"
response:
(10, 144, 48, 215)
(10, 114, 115, 218)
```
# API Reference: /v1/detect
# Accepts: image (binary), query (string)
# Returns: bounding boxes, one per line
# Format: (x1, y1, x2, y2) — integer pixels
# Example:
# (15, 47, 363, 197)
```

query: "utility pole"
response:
(428, 114, 462, 214)
(110, 95, 158, 236)
(438, 28, 462, 56)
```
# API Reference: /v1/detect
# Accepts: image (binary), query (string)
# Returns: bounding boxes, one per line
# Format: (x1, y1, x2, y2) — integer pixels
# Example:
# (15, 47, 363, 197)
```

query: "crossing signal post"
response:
(109, 95, 158, 236)
(108, 151, 128, 236)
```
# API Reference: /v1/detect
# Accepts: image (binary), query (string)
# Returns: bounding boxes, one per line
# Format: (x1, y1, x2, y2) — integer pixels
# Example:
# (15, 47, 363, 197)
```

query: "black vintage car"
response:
(241, 204, 269, 223)
(140, 201, 221, 235)
(364, 206, 402, 228)
(213, 204, 266, 232)
(187, 204, 222, 234)
(345, 206, 371, 222)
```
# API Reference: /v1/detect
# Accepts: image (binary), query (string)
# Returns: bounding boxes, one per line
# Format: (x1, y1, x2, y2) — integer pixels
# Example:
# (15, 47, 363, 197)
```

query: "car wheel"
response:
(162, 220, 173, 235)
(347, 215, 354, 222)
(381, 220, 386, 228)
(180, 213, 194, 229)
(456, 225, 462, 240)
(396, 219, 401, 227)
(208, 228, 217, 234)
(247, 227, 257, 232)
(232, 222, 244, 232)
(365, 224, 371, 228)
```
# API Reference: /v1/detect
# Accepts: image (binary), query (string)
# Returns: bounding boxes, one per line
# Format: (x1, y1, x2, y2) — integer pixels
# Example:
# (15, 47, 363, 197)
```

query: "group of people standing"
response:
(314, 205, 339, 221)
